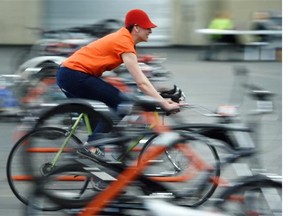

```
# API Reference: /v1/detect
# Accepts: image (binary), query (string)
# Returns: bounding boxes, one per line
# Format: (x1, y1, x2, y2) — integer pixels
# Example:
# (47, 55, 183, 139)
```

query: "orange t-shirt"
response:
(62, 27, 136, 77)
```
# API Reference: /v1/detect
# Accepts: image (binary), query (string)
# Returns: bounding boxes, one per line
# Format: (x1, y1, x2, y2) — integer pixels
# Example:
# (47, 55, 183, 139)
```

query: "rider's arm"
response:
(121, 52, 179, 111)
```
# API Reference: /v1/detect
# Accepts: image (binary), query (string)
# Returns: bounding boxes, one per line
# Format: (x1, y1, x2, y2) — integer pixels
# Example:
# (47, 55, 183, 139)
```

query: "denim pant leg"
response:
(56, 67, 128, 142)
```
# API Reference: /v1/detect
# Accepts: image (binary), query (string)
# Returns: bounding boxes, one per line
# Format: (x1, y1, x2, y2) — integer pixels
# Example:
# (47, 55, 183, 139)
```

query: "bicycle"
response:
(23, 109, 281, 215)
(7, 66, 277, 210)
(7, 85, 221, 208)
(6, 99, 114, 209)
(15, 92, 227, 211)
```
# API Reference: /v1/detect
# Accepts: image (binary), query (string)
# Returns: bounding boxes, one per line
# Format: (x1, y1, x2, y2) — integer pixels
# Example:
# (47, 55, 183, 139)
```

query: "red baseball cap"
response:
(125, 9, 157, 29)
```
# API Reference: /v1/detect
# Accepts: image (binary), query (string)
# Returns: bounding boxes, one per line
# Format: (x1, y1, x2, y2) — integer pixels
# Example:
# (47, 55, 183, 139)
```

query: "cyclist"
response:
(56, 9, 180, 160)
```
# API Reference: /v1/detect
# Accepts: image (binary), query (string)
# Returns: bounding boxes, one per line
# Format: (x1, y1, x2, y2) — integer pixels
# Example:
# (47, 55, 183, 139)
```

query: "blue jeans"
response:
(56, 66, 128, 142)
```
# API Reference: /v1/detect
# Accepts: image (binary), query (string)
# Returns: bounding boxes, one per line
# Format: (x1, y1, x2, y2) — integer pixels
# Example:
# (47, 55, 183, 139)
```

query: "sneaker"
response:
(90, 147, 105, 158)
(83, 141, 105, 155)
(77, 147, 105, 162)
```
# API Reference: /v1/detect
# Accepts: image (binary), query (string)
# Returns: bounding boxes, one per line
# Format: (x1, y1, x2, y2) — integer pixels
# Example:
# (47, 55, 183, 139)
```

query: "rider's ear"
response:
(134, 25, 139, 32)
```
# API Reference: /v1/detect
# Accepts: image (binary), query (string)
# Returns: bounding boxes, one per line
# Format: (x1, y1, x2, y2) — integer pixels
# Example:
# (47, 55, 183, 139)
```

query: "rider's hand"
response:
(161, 99, 180, 114)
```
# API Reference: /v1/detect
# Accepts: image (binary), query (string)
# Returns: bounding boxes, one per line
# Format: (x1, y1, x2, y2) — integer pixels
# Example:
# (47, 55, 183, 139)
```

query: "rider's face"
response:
(134, 25, 152, 42)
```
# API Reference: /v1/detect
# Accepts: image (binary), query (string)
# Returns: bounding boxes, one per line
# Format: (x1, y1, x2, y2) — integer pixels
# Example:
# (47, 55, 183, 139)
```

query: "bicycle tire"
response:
(25, 186, 80, 215)
(29, 162, 153, 215)
(138, 132, 221, 207)
(33, 99, 114, 133)
(25, 184, 147, 216)
(214, 175, 282, 215)
(32, 135, 221, 211)
(6, 127, 82, 210)
(35, 163, 107, 209)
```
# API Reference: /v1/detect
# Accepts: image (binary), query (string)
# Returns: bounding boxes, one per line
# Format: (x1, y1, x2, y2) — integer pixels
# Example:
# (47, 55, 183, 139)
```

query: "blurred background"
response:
(0, 0, 282, 176)
(0, 0, 283, 215)
(0, 0, 282, 46)
(0, 0, 283, 176)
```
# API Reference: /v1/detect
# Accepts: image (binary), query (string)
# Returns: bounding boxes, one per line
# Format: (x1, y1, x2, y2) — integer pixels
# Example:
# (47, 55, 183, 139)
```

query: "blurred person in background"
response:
(208, 11, 241, 45)
(250, 11, 275, 42)
(204, 11, 242, 60)
(56, 9, 180, 160)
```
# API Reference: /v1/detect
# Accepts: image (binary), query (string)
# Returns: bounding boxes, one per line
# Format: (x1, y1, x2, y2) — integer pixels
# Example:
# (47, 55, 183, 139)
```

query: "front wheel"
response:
(138, 133, 221, 207)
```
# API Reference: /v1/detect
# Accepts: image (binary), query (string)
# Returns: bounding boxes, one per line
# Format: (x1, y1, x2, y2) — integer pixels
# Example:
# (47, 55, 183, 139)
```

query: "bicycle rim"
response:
(6, 127, 82, 210)
(36, 162, 156, 214)
(33, 101, 113, 134)
(138, 134, 220, 207)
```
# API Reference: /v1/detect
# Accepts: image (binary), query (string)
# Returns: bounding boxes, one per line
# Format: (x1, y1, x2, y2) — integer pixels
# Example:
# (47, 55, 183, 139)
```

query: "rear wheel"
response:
(27, 163, 151, 215)
(6, 127, 82, 210)
(33, 100, 114, 141)
(33, 163, 100, 209)
(25, 188, 66, 215)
